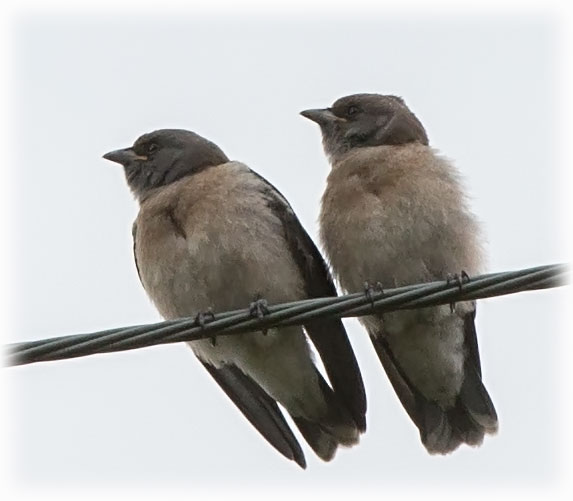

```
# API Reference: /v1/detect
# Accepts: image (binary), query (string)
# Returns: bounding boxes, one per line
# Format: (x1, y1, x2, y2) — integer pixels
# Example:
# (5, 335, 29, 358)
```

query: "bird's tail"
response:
(420, 365, 498, 454)
(371, 333, 498, 454)
(291, 371, 361, 461)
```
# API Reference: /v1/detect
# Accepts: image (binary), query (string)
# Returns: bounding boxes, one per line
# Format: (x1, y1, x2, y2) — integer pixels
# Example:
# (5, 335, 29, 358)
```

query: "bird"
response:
(103, 128, 367, 468)
(300, 94, 498, 454)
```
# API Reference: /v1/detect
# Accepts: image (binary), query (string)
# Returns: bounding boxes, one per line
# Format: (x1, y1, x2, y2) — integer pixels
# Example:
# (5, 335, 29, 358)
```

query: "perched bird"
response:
(301, 94, 498, 454)
(103, 129, 366, 468)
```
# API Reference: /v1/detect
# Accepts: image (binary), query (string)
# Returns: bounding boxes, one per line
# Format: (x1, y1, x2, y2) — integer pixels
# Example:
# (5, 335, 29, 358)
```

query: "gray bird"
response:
(301, 94, 498, 454)
(103, 129, 366, 468)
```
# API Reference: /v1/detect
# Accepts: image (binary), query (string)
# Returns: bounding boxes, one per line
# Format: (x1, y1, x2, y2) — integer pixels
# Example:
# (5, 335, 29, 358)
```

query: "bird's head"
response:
(300, 94, 428, 162)
(103, 129, 229, 200)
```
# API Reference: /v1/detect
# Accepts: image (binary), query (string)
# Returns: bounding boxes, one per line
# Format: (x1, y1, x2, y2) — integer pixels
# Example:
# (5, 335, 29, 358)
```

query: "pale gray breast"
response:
(134, 162, 306, 320)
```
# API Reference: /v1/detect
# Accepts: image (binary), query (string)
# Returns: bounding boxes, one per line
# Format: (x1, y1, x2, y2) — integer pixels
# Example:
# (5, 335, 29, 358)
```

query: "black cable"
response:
(6, 263, 568, 367)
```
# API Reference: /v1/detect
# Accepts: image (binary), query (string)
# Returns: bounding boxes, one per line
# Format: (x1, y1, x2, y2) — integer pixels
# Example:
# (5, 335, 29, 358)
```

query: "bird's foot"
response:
(194, 308, 217, 346)
(446, 270, 470, 312)
(364, 281, 384, 310)
(250, 297, 270, 319)
(250, 296, 270, 335)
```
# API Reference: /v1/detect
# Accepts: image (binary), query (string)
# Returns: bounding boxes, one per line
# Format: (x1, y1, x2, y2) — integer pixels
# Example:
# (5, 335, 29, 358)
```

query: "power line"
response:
(6, 263, 568, 367)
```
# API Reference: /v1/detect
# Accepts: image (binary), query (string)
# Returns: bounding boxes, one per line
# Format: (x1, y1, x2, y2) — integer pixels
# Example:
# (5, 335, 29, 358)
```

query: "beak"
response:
(300, 108, 339, 126)
(102, 147, 147, 165)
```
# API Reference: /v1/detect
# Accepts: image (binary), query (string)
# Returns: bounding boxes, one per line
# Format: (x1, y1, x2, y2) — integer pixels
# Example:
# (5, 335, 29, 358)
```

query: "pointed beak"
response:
(103, 147, 147, 165)
(300, 108, 339, 126)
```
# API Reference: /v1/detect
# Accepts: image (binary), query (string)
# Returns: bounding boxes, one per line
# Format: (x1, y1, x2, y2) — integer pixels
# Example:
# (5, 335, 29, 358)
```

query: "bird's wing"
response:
(249, 170, 367, 431)
(458, 307, 498, 430)
(201, 361, 307, 468)
(132, 221, 143, 284)
(463, 305, 482, 377)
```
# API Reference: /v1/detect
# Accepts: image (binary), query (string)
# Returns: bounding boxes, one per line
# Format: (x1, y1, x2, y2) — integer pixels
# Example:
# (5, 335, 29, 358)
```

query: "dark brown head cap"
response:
(301, 93, 428, 161)
(103, 129, 229, 200)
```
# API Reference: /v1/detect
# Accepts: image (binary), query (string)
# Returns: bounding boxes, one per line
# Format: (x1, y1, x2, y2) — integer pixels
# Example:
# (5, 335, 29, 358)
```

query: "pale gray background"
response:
(5, 10, 569, 498)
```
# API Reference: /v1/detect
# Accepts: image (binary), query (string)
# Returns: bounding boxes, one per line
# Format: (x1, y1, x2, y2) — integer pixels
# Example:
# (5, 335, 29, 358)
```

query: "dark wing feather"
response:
(249, 170, 367, 431)
(132, 222, 143, 284)
(463, 304, 482, 377)
(458, 306, 498, 431)
(369, 333, 422, 424)
(201, 362, 306, 468)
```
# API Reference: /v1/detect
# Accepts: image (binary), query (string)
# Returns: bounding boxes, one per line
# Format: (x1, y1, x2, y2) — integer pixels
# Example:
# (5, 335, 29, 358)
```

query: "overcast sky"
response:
(3, 4, 571, 500)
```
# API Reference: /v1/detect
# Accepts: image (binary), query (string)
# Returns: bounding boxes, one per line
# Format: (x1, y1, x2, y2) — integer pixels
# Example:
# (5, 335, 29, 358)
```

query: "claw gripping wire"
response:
(6, 264, 568, 367)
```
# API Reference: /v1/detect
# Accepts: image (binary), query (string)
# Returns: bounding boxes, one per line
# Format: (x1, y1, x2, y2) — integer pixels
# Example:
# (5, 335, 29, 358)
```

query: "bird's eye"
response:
(147, 143, 158, 154)
(347, 105, 359, 117)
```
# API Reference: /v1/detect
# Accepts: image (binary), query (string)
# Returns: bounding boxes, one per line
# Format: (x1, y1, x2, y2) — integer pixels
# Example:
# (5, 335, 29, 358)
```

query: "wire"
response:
(6, 263, 568, 367)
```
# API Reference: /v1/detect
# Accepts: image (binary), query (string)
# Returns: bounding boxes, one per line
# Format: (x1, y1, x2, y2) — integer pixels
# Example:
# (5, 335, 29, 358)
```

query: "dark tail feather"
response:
(291, 370, 361, 462)
(422, 369, 498, 454)
(305, 319, 367, 432)
(419, 402, 462, 453)
(315, 371, 361, 446)
(458, 366, 498, 432)
(292, 417, 338, 462)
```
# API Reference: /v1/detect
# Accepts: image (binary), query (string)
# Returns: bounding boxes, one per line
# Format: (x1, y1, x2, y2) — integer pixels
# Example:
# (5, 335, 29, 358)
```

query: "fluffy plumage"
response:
(104, 129, 366, 466)
(302, 94, 498, 454)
